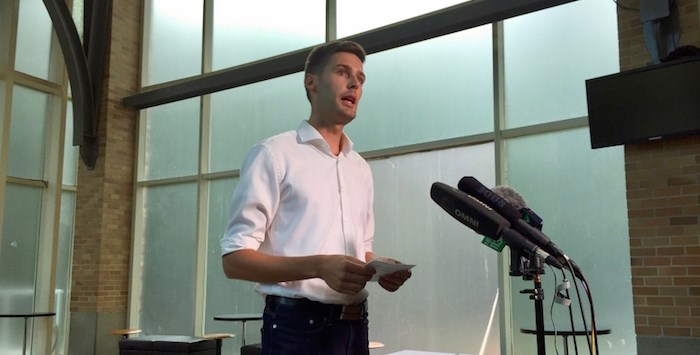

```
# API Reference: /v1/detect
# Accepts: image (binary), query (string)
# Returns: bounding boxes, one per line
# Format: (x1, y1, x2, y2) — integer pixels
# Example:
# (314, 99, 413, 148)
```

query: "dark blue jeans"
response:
(261, 297, 370, 355)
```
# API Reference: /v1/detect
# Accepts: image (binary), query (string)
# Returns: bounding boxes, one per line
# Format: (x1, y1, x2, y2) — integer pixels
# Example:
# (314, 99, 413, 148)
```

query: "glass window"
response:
(0, 184, 43, 354)
(346, 26, 493, 152)
(208, 73, 308, 173)
(15, 0, 54, 80)
(204, 178, 263, 349)
(337, 0, 470, 38)
(505, 128, 635, 355)
(143, 97, 200, 180)
(71, 0, 85, 42)
(140, 182, 198, 335)
(212, 0, 325, 71)
(144, 0, 203, 85)
(367, 143, 499, 353)
(503, 0, 619, 128)
(8, 85, 49, 180)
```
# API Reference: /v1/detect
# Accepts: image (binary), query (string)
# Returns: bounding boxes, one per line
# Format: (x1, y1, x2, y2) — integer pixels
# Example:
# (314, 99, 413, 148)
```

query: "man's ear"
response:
(304, 73, 316, 94)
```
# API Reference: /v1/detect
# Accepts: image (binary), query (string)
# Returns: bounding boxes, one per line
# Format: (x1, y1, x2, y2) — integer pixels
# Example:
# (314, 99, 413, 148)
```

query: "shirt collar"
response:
(297, 120, 354, 156)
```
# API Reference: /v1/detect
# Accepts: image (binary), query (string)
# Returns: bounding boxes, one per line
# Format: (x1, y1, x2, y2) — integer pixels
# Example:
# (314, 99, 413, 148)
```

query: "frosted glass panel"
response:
(63, 101, 78, 186)
(209, 73, 308, 173)
(205, 178, 263, 353)
(367, 143, 499, 354)
(346, 27, 493, 152)
(140, 183, 198, 335)
(8, 86, 49, 180)
(212, 0, 325, 71)
(144, 98, 200, 180)
(145, 0, 203, 85)
(503, 0, 619, 127)
(505, 128, 635, 355)
(337, 0, 469, 38)
(0, 184, 42, 354)
(15, 0, 53, 80)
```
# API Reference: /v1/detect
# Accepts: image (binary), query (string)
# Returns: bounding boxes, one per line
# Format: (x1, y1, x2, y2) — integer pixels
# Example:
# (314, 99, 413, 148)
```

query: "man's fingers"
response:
(379, 270, 412, 292)
(321, 255, 375, 295)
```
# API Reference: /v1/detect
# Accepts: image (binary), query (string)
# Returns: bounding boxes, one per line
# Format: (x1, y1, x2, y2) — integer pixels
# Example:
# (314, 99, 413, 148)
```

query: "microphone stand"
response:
(518, 253, 546, 355)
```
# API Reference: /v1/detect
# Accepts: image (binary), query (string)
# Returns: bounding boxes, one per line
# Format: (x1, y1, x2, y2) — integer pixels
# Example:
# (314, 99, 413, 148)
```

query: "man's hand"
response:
(318, 255, 376, 295)
(378, 269, 412, 292)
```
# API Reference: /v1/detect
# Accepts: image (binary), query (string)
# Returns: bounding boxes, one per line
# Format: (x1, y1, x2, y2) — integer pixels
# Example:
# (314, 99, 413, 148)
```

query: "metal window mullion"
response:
(326, 0, 336, 42)
(0, 0, 20, 239)
(12, 71, 63, 95)
(194, 0, 214, 336)
(0, 0, 18, 73)
(128, 109, 148, 330)
(491, 20, 515, 355)
(500, 116, 589, 139)
(33, 79, 67, 354)
(127, 179, 146, 330)
(127, 0, 153, 328)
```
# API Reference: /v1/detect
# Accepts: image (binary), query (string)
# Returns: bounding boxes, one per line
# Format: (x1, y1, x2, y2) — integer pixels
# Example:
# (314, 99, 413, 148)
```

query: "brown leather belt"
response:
(266, 295, 367, 321)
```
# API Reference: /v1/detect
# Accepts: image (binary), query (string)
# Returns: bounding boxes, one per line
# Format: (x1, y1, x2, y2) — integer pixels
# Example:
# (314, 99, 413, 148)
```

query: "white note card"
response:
(367, 256, 415, 282)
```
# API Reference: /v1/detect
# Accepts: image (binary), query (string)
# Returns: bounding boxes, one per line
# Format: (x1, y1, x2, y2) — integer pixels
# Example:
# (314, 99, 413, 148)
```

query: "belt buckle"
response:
(339, 303, 364, 321)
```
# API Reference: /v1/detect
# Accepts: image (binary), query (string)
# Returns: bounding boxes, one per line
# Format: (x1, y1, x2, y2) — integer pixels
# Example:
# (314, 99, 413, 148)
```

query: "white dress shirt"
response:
(221, 120, 374, 305)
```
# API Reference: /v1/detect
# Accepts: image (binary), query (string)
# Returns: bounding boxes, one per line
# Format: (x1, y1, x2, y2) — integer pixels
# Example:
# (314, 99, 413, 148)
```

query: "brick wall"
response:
(617, 0, 700, 342)
(70, 1, 141, 353)
(72, 0, 140, 315)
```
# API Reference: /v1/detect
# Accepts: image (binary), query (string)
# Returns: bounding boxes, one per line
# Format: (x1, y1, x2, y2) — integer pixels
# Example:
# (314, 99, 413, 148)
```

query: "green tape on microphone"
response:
(481, 236, 506, 252)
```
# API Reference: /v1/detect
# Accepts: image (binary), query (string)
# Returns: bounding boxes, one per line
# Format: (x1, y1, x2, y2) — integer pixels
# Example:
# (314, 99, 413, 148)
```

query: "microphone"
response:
(491, 186, 543, 229)
(430, 182, 563, 269)
(458, 176, 582, 278)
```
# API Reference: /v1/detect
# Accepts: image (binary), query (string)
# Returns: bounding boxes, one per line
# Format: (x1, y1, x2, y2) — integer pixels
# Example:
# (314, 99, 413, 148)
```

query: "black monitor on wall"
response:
(585, 56, 700, 149)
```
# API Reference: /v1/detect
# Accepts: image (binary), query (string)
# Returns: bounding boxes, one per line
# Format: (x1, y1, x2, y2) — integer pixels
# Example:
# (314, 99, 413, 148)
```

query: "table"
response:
(520, 327, 611, 355)
(213, 313, 262, 347)
(0, 312, 56, 355)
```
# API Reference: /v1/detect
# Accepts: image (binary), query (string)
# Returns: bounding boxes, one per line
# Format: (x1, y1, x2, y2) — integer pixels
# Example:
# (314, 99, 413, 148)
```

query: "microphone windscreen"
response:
(457, 176, 522, 222)
(492, 186, 527, 210)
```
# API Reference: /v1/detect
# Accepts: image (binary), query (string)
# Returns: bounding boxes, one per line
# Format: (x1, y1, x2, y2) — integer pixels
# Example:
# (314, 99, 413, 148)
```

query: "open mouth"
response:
(341, 95, 356, 105)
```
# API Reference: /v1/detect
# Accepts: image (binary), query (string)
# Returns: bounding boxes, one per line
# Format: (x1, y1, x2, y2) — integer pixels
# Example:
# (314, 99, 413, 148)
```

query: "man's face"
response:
(307, 52, 365, 125)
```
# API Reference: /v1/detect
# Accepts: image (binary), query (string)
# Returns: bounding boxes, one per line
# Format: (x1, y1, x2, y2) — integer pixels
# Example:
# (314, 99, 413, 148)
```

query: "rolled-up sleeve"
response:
(221, 144, 280, 255)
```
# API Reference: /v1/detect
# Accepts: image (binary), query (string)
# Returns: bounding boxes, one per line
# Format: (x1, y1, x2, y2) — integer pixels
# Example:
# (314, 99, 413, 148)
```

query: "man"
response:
(221, 40, 411, 354)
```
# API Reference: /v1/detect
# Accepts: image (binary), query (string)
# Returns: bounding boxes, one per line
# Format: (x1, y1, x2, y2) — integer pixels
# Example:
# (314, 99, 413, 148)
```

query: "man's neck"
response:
(308, 119, 345, 156)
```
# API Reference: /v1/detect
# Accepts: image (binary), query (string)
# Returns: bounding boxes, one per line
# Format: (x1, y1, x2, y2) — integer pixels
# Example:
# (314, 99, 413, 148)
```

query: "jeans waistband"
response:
(266, 295, 367, 321)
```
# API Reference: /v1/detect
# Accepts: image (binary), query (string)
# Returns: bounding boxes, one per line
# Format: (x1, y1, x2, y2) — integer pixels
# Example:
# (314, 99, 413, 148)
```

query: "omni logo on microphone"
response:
(454, 209, 479, 228)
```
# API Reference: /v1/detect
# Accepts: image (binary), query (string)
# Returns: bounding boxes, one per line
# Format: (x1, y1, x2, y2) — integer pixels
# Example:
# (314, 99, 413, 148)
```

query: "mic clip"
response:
(554, 279, 572, 307)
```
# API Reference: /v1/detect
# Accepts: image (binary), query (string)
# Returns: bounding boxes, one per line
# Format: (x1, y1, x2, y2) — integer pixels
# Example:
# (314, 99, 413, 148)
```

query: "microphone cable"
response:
(567, 260, 600, 355)
(547, 266, 565, 355)
(580, 273, 600, 355)
(548, 266, 586, 355)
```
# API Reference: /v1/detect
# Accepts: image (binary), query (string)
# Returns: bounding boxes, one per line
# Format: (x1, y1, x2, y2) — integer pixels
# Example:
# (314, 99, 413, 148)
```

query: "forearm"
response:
(222, 249, 324, 283)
